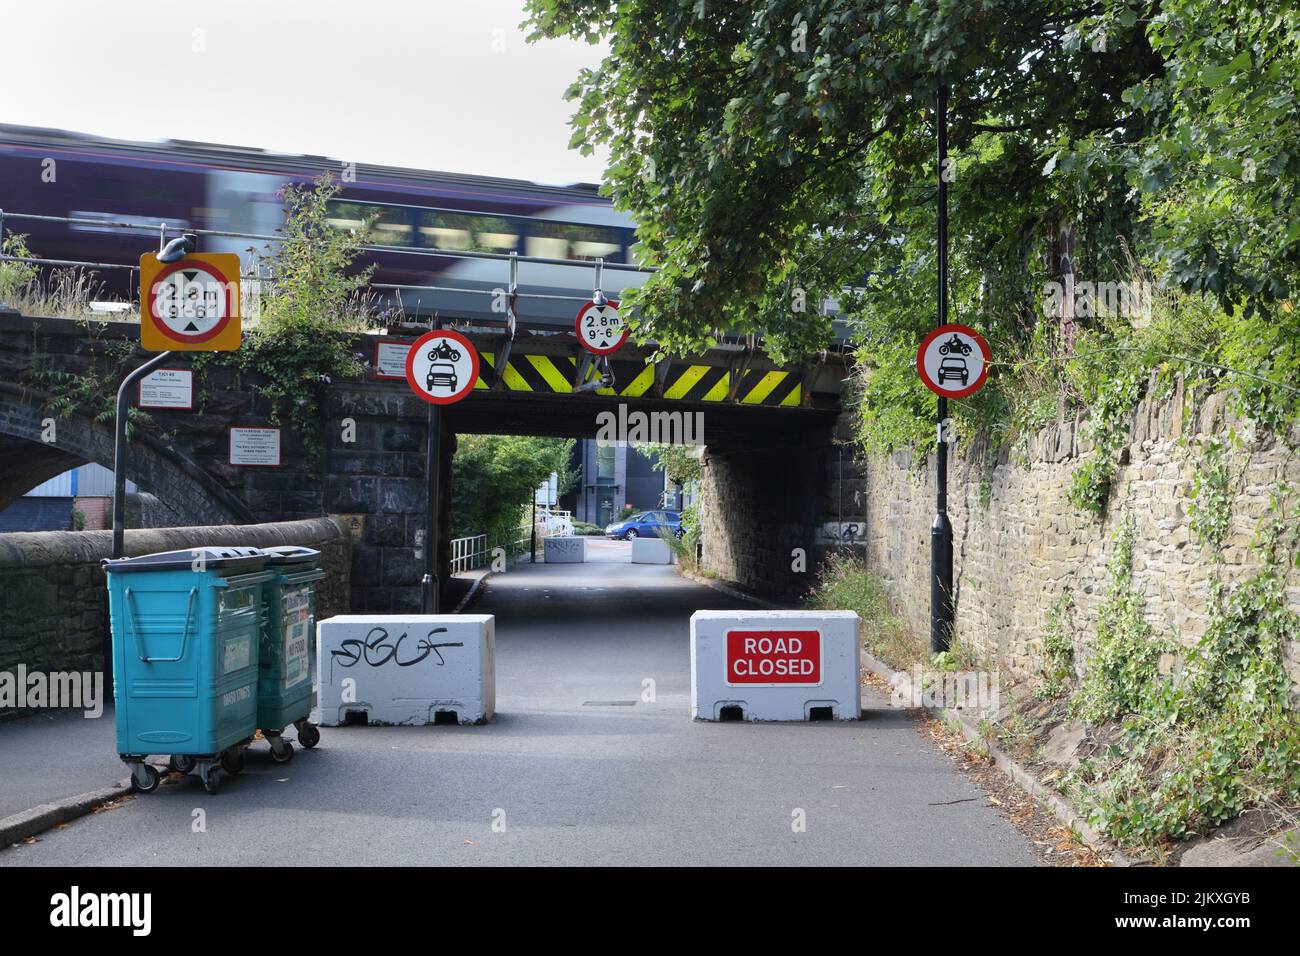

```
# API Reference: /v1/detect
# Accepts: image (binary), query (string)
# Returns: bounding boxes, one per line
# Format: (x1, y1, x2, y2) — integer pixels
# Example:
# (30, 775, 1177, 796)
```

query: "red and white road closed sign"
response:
(726, 630, 821, 684)
(691, 610, 860, 721)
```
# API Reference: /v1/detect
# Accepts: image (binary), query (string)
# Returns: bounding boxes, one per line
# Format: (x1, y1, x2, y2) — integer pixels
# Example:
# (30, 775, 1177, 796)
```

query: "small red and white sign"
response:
(574, 299, 626, 354)
(405, 329, 479, 405)
(726, 629, 822, 686)
(373, 338, 411, 380)
(917, 323, 991, 399)
(138, 368, 193, 409)
(229, 427, 281, 467)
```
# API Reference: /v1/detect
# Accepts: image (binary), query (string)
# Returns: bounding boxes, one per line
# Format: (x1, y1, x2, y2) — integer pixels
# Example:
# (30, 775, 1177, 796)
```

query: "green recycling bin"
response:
(256, 545, 327, 761)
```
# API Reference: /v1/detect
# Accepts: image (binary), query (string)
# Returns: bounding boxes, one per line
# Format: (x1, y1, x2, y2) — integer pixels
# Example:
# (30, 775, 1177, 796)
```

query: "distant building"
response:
(0, 464, 131, 532)
(569, 440, 652, 527)
(569, 441, 674, 527)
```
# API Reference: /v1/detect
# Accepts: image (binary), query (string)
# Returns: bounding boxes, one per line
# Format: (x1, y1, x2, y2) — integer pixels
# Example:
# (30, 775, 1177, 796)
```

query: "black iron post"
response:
(530, 496, 537, 563)
(931, 77, 954, 654)
(422, 318, 442, 614)
(112, 350, 176, 558)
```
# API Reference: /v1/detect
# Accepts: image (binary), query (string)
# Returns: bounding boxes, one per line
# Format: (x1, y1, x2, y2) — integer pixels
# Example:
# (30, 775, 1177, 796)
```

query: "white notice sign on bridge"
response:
(229, 427, 281, 467)
(138, 368, 193, 409)
(374, 338, 411, 380)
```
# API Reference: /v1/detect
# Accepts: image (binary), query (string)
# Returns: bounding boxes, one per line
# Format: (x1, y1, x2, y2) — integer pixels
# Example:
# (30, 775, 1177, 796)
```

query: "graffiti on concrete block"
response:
(330, 626, 464, 673)
(546, 538, 584, 558)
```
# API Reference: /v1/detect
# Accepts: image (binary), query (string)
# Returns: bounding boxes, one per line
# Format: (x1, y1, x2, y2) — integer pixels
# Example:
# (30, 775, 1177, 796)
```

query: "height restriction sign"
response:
(139, 252, 241, 351)
(916, 323, 991, 399)
(574, 299, 626, 354)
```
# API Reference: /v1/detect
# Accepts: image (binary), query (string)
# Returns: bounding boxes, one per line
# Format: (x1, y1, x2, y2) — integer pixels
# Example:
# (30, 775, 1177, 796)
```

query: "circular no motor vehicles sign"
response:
(916, 323, 991, 399)
(404, 329, 479, 405)
(574, 299, 626, 354)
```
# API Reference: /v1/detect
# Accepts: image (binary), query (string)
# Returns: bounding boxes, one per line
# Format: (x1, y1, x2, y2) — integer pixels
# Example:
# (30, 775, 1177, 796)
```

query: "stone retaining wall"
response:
(0, 517, 351, 717)
(855, 381, 1300, 695)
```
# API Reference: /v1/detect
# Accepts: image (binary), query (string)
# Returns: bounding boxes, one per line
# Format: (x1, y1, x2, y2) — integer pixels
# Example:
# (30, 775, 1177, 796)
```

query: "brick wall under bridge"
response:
(0, 311, 850, 611)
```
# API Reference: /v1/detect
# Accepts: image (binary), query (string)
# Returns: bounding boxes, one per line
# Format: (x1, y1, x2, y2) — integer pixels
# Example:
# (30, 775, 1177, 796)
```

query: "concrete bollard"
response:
(316, 614, 495, 725)
(630, 536, 673, 564)
(690, 610, 861, 721)
(543, 536, 586, 563)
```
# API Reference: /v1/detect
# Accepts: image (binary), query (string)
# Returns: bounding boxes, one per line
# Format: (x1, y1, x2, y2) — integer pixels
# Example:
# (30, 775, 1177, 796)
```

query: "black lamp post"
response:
(110, 234, 195, 559)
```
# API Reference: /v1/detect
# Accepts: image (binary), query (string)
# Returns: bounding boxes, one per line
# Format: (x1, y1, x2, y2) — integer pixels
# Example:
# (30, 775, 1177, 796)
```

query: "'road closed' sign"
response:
(726, 630, 821, 685)
(691, 610, 860, 721)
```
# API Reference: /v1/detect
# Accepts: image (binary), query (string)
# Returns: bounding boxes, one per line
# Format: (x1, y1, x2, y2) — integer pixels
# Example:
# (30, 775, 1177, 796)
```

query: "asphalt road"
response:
(0, 549, 1037, 866)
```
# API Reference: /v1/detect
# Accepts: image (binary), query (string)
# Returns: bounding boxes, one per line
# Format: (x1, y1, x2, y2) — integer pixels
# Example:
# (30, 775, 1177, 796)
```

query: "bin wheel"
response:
(270, 739, 294, 764)
(168, 755, 196, 775)
(203, 766, 222, 794)
(220, 750, 246, 775)
(132, 764, 160, 794)
(298, 723, 321, 749)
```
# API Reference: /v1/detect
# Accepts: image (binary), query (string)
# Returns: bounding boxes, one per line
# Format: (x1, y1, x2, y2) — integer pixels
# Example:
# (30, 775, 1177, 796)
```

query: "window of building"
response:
(595, 442, 616, 481)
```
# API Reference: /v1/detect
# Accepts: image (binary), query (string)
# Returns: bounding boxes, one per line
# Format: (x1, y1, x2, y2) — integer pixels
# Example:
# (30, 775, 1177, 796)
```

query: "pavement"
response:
(0, 707, 124, 821)
(0, 545, 1038, 866)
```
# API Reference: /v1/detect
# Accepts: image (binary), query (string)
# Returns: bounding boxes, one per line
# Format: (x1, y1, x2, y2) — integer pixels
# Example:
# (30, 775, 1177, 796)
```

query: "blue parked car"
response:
(605, 510, 683, 540)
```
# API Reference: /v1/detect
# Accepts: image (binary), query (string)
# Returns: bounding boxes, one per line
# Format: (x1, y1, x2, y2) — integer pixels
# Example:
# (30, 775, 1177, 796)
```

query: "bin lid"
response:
(102, 546, 267, 574)
(262, 545, 321, 566)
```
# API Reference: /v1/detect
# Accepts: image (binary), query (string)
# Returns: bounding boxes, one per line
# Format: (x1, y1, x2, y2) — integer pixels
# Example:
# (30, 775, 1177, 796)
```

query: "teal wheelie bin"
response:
(256, 545, 327, 762)
(104, 547, 273, 795)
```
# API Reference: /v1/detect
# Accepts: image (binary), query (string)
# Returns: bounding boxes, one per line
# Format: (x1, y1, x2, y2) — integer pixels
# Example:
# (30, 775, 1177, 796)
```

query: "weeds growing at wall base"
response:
(1060, 491, 1300, 853)
(805, 553, 926, 670)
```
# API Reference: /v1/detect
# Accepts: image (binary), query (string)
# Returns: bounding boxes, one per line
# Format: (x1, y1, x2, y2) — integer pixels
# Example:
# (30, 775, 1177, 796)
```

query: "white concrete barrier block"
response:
(316, 614, 495, 726)
(544, 536, 586, 563)
(631, 536, 673, 564)
(690, 610, 861, 721)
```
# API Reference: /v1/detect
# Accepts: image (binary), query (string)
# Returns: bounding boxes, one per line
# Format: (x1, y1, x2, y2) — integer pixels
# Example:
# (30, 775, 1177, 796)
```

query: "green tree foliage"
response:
(257, 173, 375, 332)
(640, 441, 701, 484)
(451, 436, 576, 551)
(0, 233, 38, 301)
(526, 0, 1162, 362)
(528, 0, 1300, 454)
(1098, 1, 1300, 313)
(201, 174, 379, 459)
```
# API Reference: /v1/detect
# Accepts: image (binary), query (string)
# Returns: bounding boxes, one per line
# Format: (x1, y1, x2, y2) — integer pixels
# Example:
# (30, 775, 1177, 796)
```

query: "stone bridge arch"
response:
(0, 385, 252, 525)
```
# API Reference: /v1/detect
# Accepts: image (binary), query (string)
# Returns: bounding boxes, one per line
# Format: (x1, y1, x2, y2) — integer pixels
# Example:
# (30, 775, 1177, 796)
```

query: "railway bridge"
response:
(0, 309, 863, 608)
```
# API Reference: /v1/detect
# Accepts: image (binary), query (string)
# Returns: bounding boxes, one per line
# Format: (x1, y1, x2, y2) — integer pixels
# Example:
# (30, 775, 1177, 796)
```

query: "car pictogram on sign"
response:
(937, 356, 969, 386)
(426, 363, 457, 392)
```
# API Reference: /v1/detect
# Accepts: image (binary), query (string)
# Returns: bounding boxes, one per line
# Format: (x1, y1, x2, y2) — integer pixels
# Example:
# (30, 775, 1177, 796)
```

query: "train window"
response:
(526, 221, 623, 262)
(419, 212, 518, 253)
(327, 201, 414, 245)
(367, 205, 415, 246)
(327, 201, 371, 233)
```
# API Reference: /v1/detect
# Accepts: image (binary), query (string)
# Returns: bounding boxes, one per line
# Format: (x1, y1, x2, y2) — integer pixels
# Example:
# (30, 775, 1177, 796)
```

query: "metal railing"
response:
(0, 208, 856, 333)
(449, 533, 488, 574)
(504, 506, 575, 559)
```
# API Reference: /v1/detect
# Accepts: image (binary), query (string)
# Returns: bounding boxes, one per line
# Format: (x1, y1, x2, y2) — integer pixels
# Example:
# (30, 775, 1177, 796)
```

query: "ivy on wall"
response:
(1063, 482, 1300, 852)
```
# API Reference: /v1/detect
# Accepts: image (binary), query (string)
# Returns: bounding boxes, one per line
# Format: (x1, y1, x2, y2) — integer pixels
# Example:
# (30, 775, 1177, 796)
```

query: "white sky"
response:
(4, 0, 611, 185)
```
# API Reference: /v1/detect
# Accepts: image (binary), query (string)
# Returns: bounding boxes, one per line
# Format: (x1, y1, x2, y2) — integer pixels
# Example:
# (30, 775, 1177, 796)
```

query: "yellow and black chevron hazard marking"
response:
(474, 353, 803, 406)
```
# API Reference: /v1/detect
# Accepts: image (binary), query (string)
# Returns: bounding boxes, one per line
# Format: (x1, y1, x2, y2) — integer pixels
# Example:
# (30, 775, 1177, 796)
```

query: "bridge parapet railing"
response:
(0, 208, 652, 329)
